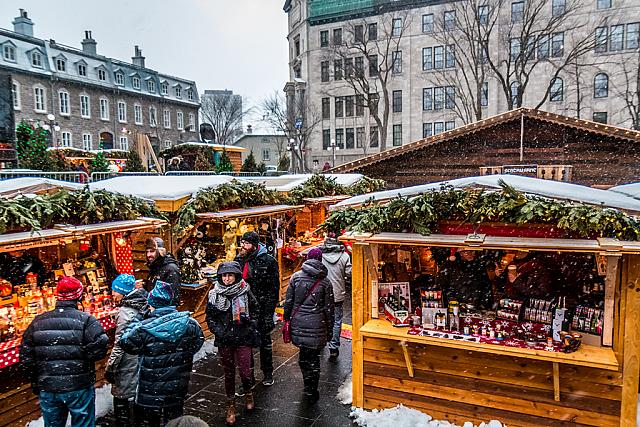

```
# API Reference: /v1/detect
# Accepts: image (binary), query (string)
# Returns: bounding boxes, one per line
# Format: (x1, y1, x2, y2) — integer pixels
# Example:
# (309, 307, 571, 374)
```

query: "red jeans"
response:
(219, 345, 254, 398)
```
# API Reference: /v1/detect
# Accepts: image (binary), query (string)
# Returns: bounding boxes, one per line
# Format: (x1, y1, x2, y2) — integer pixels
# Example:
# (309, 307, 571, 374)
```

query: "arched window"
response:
(550, 78, 563, 102)
(594, 73, 608, 98)
(510, 81, 520, 107)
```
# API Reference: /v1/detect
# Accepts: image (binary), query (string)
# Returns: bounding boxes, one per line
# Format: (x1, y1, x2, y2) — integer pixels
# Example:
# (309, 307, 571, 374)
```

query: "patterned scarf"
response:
(208, 279, 250, 323)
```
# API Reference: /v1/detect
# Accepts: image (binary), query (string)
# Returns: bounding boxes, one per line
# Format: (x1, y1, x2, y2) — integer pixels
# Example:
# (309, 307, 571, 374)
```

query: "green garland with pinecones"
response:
(319, 182, 640, 241)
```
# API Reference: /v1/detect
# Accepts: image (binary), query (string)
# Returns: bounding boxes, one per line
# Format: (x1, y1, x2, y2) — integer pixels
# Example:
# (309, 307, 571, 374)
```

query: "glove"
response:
(104, 370, 115, 384)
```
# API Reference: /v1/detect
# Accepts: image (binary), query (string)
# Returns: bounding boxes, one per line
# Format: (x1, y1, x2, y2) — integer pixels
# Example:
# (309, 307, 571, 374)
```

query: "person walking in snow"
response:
(104, 274, 148, 427)
(144, 237, 181, 303)
(283, 248, 334, 402)
(205, 261, 260, 425)
(319, 234, 352, 359)
(19, 276, 109, 427)
(119, 280, 204, 427)
(235, 231, 280, 386)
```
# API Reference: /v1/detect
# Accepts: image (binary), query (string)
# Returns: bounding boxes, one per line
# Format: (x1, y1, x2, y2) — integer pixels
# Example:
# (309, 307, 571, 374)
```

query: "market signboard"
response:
(502, 164, 538, 177)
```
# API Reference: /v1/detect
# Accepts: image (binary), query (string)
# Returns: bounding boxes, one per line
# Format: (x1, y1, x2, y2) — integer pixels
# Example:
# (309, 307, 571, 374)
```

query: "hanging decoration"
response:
(113, 233, 134, 275)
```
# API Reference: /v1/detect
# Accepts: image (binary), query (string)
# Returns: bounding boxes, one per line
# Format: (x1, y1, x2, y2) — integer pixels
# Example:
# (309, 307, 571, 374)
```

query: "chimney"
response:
(81, 30, 97, 56)
(246, 124, 253, 134)
(12, 9, 34, 37)
(132, 45, 145, 68)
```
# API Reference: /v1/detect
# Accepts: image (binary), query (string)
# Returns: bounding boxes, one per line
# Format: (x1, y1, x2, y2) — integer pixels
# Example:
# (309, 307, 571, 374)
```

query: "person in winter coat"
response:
(119, 280, 204, 427)
(205, 262, 260, 425)
(437, 249, 494, 310)
(319, 235, 352, 359)
(145, 237, 181, 304)
(105, 274, 149, 427)
(283, 249, 334, 402)
(19, 276, 109, 427)
(235, 231, 280, 386)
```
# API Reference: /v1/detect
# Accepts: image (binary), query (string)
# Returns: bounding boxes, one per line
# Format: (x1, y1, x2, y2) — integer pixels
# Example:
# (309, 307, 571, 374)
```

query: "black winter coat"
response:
(119, 306, 204, 408)
(236, 244, 280, 333)
(146, 254, 181, 303)
(19, 300, 109, 393)
(205, 285, 260, 348)
(284, 260, 334, 350)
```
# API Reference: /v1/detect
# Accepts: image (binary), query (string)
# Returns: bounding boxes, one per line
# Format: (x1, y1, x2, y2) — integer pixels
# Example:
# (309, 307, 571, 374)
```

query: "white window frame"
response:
(262, 148, 270, 161)
(149, 106, 157, 127)
(77, 63, 86, 76)
(58, 90, 70, 116)
(98, 69, 106, 81)
(82, 133, 92, 151)
(61, 131, 72, 148)
(117, 101, 127, 123)
(161, 82, 168, 95)
(31, 51, 42, 68)
(164, 140, 172, 148)
(3, 44, 16, 62)
(12, 82, 20, 110)
(132, 75, 141, 90)
(33, 85, 46, 113)
(187, 90, 194, 101)
(56, 57, 66, 72)
(176, 111, 184, 130)
(114, 72, 124, 86)
(100, 98, 109, 120)
(80, 94, 90, 118)
(134, 104, 143, 125)
(147, 80, 156, 93)
(119, 136, 129, 151)
(188, 113, 195, 131)
(163, 109, 171, 129)
(175, 86, 182, 98)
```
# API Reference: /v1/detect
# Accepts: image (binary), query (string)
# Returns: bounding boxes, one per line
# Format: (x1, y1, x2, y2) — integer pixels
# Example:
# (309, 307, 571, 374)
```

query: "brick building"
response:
(0, 9, 199, 161)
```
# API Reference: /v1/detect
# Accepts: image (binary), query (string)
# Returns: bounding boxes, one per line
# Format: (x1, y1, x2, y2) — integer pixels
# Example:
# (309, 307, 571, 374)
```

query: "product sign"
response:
(502, 164, 538, 177)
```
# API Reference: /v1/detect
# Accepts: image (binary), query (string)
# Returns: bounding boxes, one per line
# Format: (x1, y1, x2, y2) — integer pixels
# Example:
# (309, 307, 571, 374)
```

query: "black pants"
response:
(113, 397, 133, 427)
(133, 403, 183, 427)
(298, 346, 321, 395)
(259, 328, 273, 376)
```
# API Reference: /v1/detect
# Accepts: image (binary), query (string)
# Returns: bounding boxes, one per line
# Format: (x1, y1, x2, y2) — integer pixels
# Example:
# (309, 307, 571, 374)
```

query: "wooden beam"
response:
(603, 255, 619, 346)
(620, 255, 640, 425)
(552, 362, 560, 402)
(351, 242, 368, 408)
(400, 341, 415, 378)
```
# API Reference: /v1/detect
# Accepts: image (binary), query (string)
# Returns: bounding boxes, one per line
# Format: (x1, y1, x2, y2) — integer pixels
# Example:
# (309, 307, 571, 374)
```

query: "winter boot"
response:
(225, 399, 237, 425)
(245, 392, 255, 411)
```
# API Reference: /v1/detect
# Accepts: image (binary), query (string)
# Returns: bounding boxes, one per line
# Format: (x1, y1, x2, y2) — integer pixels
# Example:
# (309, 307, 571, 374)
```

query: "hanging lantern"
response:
(79, 239, 90, 251)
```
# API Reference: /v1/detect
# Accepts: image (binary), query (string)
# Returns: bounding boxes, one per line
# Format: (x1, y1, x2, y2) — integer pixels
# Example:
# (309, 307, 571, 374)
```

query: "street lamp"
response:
(41, 113, 60, 147)
(287, 137, 299, 173)
(327, 138, 339, 168)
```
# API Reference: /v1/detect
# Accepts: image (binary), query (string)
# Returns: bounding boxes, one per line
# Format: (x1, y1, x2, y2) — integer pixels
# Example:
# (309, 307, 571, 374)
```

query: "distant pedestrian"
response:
(320, 234, 352, 359)
(283, 248, 334, 402)
(119, 280, 204, 427)
(235, 231, 280, 386)
(322, 162, 331, 171)
(19, 276, 109, 427)
(105, 274, 149, 427)
(205, 262, 260, 425)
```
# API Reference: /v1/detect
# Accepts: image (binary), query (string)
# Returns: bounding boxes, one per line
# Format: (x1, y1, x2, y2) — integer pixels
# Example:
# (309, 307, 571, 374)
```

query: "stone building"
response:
(0, 9, 199, 156)
(233, 126, 287, 168)
(283, 0, 640, 167)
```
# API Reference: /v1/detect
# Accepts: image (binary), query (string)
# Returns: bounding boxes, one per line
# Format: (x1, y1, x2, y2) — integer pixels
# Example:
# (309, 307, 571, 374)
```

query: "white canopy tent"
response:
(243, 173, 364, 192)
(608, 183, 640, 201)
(0, 178, 84, 198)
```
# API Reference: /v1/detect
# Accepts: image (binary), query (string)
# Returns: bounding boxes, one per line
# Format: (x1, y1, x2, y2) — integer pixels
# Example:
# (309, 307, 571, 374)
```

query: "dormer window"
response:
(175, 85, 182, 98)
(3, 43, 16, 62)
(31, 51, 42, 68)
(132, 75, 140, 90)
(56, 57, 66, 72)
(98, 69, 106, 81)
(161, 82, 168, 95)
(147, 79, 155, 93)
(187, 89, 194, 101)
(76, 60, 87, 76)
(114, 72, 124, 86)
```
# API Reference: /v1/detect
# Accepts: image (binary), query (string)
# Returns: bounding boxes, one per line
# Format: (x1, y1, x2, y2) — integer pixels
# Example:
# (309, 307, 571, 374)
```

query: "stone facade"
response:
(233, 132, 287, 167)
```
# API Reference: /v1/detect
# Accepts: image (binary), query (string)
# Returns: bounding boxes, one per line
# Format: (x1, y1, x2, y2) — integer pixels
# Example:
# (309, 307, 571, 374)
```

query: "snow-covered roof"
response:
(333, 175, 640, 213)
(608, 183, 640, 201)
(172, 142, 246, 152)
(0, 178, 83, 198)
(243, 174, 364, 192)
(89, 175, 239, 201)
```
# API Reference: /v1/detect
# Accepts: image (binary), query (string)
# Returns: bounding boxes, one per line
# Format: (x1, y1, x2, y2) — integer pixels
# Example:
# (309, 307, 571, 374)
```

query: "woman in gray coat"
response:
(283, 249, 334, 402)
(105, 274, 148, 427)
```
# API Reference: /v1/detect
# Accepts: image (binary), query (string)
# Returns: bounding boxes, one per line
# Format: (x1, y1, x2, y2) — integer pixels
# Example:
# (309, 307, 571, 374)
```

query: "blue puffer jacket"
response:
(119, 307, 204, 408)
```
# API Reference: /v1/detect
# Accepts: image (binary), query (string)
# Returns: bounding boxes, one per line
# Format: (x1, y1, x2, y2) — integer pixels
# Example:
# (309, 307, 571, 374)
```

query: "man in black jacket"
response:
(145, 237, 181, 304)
(20, 276, 109, 427)
(236, 231, 280, 386)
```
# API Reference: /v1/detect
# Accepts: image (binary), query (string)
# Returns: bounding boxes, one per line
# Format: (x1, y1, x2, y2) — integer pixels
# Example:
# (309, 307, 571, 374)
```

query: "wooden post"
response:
(602, 255, 619, 346)
(552, 362, 560, 402)
(620, 255, 640, 425)
(351, 242, 368, 408)
(400, 341, 414, 378)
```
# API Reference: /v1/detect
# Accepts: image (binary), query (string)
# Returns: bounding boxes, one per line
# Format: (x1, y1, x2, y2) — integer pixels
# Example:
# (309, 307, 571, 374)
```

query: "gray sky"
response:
(0, 0, 289, 129)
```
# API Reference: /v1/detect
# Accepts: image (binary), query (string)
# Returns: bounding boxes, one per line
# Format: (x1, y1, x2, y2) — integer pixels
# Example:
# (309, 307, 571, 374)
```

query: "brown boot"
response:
(225, 399, 237, 425)
(245, 392, 255, 411)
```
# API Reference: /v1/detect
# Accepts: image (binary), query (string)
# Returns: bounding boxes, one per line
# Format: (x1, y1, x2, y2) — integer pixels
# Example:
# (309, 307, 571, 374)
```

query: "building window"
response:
(354, 25, 364, 43)
(597, 0, 611, 9)
(610, 25, 624, 51)
(552, 0, 566, 16)
(61, 132, 72, 148)
(58, 91, 70, 115)
(320, 30, 329, 47)
(334, 59, 343, 80)
(261, 148, 270, 161)
(445, 45, 455, 68)
(422, 123, 433, 138)
(356, 127, 365, 148)
(434, 87, 445, 110)
(11, 82, 20, 110)
(356, 94, 364, 116)
(423, 88, 433, 110)
(149, 107, 157, 127)
(161, 82, 168, 95)
(346, 128, 355, 149)
(538, 34, 550, 59)
(335, 97, 344, 118)
(333, 28, 342, 46)
(595, 27, 608, 53)
(82, 134, 92, 151)
(164, 140, 172, 149)
(511, 1, 524, 23)
(445, 86, 455, 109)
(132, 76, 141, 90)
(321, 61, 329, 82)
(422, 47, 433, 71)
(422, 14, 434, 33)
(294, 36, 301, 57)
(368, 55, 378, 77)
(510, 38, 521, 60)
(550, 78, 563, 101)
(368, 23, 377, 41)
(354, 56, 364, 77)
(434, 46, 444, 69)
(481, 82, 489, 107)
(335, 129, 344, 149)
(134, 104, 143, 125)
(33, 86, 46, 112)
(100, 98, 109, 120)
(370, 126, 379, 148)
(188, 113, 195, 131)
(477, 43, 488, 64)
(526, 36, 536, 61)
(77, 63, 86, 76)
(445, 121, 455, 131)
(187, 89, 194, 101)
(594, 73, 608, 98)
(115, 72, 124, 85)
(593, 111, 608, 123)
(177, 111, 184, 130)
(98, 69, 106, 81)
(3, 44, 15, 62)
(345, 95, 354, 117)
(31, 51, 42, 68)
(56, 58, 66, 72)
(434, 122, 445, 134)
(627, 23, 639, 49)
(322, 129, 331, 150)
(478, 6, 489, 25)
(119, 136, 129, 151)
(511, 81, 521, 106)
(148, 80, 156, 93)
(392, 90, 402, 113)
(80, 95, 90, 118)
(392, 124, 402, 146)
(392, 18, 402, 36)
(163, 109, 171, 128)
(392, 51, 402, 74)
(322, 97, 330, 119)
(118, 101, 127, 123)
(551, 32, 564, 57)
(444, 11, 456, 30)
(175, 86, 182, 98)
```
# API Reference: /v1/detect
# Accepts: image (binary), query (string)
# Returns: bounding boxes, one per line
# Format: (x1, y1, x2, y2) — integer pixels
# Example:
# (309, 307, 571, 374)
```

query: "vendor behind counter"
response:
(0, 251, 46, 286)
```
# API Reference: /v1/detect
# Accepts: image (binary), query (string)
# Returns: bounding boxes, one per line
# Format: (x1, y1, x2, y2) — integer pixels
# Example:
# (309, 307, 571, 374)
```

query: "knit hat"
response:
(307, 247, 323, 261)
(145, 237, 167, 257)
(112, 274, 136, 296)
(148, 280, 175, 308)
(56, 276, 84, 301)
(240, 231, 260, 248)
(217, 261, 242, 277)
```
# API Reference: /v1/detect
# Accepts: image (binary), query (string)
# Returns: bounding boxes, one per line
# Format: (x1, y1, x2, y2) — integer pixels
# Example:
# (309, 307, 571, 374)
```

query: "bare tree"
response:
(614, 50, 640, 130)
(324, 11, 411, 151)
(260, 91, 320, 173)
(200, 92, 250, 145)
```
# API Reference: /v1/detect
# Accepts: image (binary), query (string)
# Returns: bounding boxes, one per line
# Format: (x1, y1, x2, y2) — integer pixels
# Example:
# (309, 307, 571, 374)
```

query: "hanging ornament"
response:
(79, 239, 90, 251)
